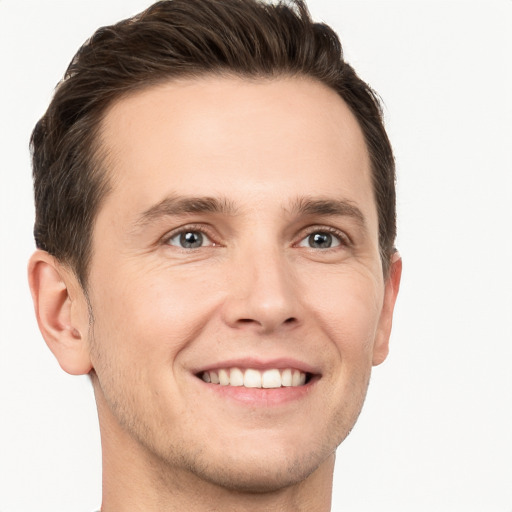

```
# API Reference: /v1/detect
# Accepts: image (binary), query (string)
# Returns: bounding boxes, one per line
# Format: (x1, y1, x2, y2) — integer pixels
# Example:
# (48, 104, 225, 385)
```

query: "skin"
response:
(29, 76, 401, 512)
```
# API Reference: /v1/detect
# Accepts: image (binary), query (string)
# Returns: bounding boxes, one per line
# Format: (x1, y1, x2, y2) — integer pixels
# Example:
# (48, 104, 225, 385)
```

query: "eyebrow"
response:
(134, 195, 239, 228)
(134, 194, 366, 231)
(288, 196, 367, 228)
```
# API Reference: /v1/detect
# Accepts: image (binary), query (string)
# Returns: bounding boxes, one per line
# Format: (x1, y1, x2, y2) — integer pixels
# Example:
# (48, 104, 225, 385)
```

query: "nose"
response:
(221, 247, 301, 334)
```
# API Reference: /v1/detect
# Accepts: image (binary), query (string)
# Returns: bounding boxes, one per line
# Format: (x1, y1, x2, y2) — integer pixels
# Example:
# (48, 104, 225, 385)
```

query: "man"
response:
(28, 0, 401, 510)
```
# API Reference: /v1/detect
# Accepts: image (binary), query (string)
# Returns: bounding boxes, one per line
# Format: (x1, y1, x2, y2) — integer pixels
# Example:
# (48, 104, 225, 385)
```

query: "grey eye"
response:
(168, 231, 212, 248)
(298, 231, 341, 249)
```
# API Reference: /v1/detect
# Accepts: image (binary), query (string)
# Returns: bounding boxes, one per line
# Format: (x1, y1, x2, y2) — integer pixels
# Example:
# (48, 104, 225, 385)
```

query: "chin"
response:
(188, 450, 330, 494)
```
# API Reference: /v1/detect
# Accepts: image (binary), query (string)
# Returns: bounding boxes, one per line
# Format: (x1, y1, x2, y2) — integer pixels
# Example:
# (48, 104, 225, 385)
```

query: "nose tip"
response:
(221, 253, 301, 334)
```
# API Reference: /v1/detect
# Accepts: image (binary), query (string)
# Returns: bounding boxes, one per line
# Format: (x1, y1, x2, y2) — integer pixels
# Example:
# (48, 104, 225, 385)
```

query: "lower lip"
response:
(198, 376, 318, 407)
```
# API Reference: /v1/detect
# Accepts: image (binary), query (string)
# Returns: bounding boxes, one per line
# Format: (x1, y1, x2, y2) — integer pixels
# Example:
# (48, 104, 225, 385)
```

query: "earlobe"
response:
(28, 250, 93, 375)
(372, 252, 402, 366)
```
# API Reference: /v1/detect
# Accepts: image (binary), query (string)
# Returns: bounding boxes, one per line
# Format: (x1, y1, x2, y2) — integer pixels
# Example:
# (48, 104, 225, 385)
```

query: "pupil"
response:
(310, 232, 331, 248)
(181, 231, 203, 248)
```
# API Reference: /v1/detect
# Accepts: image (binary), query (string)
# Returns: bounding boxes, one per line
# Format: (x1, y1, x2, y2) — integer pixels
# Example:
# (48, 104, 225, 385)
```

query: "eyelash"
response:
(296, 225, 351, 249)
(162, 224, 218, 249)
(161, 224, 351, 250)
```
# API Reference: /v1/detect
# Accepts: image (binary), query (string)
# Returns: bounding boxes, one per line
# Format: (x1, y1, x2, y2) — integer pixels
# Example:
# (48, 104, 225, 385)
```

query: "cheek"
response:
(303, 267, 384, 357)
(86, 269, 218, 431)
(88, 264, 222, 365)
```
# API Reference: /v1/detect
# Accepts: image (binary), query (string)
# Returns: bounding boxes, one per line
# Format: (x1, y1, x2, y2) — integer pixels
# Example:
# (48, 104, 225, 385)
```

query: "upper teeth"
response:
(201, 368, 307, 388)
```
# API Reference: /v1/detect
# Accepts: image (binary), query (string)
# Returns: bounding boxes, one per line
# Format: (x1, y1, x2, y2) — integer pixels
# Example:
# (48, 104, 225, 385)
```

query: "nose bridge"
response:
(223, 239, 300, 333)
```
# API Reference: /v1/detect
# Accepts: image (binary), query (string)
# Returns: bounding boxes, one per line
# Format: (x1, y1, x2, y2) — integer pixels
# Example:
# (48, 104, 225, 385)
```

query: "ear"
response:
(28, 250, 93, 375)
(372, 252, 402, 366)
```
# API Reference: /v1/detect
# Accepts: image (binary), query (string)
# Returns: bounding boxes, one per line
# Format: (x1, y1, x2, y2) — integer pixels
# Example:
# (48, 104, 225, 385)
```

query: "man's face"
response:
(82, 76, 398, 491)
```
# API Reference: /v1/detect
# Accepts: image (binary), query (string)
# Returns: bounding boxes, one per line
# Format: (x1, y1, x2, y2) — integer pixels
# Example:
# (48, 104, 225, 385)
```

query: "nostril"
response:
(235, 316, 297, 329)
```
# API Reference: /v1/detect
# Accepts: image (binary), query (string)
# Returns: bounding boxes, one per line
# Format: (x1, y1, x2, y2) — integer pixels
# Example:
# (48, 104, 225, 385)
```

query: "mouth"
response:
(196, 367, 312, 389)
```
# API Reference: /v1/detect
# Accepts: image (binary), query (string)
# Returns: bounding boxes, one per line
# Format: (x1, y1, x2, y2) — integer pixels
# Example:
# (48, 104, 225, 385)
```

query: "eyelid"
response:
(162, 223, 219, 247)
(295, 225, 352, 248)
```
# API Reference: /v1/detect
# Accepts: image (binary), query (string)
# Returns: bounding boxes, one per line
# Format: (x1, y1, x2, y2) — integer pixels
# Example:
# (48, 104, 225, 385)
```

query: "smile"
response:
(200, 367, 309, 388)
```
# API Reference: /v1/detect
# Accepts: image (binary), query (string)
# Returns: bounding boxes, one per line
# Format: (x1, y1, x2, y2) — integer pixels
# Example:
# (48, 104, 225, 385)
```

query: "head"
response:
(29, 0, 401, 501)
(31, 0, 396, 288)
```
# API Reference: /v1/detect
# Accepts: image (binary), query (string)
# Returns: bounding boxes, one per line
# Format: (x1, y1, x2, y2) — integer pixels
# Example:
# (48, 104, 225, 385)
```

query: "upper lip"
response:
(192, 357, 321, 376)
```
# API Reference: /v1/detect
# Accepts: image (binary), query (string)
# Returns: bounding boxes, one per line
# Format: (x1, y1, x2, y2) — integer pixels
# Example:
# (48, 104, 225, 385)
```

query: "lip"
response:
(192, 357, 320, 375)
(202, 378, 318, 406)
(190, 357, 321, 407)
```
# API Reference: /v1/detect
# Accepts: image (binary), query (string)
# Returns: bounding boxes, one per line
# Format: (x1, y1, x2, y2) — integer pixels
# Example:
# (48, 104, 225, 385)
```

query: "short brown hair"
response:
(31, 0, 396, 286)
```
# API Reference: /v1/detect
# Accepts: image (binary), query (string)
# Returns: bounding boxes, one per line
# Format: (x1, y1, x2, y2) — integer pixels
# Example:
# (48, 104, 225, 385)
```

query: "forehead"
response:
(97, 75, 375, 224)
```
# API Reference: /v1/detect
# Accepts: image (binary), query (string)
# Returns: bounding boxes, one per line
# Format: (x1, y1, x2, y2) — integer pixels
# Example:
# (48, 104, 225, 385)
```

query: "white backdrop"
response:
(0, 1, 511, 511)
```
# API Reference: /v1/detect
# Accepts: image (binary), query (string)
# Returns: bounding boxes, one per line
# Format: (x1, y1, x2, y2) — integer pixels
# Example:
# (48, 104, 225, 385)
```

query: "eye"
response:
(298, 231, 342, 249)
(166, 230, 214, 249)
